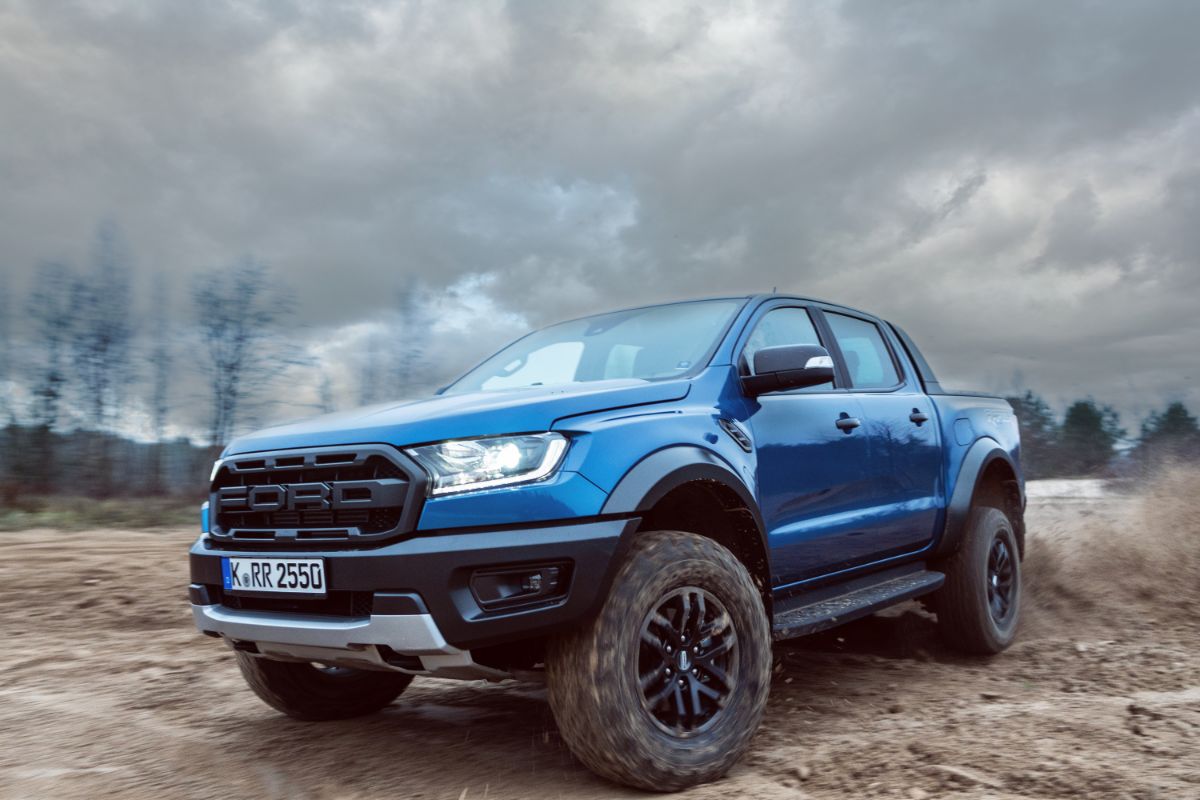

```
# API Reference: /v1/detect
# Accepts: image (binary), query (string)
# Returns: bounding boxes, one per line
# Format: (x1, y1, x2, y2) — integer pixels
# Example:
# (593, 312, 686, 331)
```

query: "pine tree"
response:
(1135, 402, 1200, 465)
(1058, 400, 1124, 476)
(1005, 390, 1059, 478)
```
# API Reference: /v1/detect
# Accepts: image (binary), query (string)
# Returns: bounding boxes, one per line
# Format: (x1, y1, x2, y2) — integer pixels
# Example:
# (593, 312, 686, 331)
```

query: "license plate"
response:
(222, 557, 326, 596)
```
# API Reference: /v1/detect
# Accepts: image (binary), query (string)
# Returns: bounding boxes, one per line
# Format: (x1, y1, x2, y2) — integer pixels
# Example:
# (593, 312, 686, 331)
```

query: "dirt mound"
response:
(1024, 466, 1200, 629)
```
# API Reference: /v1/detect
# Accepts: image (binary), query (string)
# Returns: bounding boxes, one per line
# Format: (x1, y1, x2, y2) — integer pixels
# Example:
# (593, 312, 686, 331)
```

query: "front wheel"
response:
(235, 654, 413, 721)
(546, 530, 771, 791)
(934, 505, 1022, 654)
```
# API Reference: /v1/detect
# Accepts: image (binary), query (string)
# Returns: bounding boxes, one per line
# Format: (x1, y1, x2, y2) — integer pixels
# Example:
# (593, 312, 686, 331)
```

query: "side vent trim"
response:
(718, 418, 753, 453)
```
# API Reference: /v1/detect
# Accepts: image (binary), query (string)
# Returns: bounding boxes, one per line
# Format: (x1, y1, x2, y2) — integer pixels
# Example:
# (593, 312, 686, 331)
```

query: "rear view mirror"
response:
(741, 344, 835, 396)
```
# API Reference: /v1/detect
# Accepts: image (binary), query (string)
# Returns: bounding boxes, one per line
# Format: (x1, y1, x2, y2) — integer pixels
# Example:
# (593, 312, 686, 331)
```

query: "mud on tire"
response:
(546, 530, 771, 791)
(935, 505, 1022, 655)
(235, 654, 412, 721)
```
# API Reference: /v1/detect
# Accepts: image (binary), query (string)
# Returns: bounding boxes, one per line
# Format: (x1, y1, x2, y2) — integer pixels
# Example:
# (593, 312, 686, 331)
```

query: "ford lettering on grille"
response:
(207, 446, 426, 546)
(215, 480, 406, 513)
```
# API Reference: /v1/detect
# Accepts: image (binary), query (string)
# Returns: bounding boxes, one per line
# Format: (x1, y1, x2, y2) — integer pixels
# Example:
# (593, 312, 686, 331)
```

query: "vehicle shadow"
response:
(203, 677, 640, 798)
(201, 608, 963, 799)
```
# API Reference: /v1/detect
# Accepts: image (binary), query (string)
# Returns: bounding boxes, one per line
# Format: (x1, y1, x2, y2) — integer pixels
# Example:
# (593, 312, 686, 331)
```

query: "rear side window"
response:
(825, 312, 901, 389)
(741, 307, 822, 375)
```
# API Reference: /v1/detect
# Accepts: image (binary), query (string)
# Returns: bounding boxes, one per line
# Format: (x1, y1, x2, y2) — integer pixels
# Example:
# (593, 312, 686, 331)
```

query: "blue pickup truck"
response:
(189, 295, 1023, 790)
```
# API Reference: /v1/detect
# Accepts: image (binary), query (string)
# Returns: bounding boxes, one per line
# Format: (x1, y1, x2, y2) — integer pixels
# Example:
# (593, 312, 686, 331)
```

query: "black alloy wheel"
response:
(986, 535, 1016, 623)
(934, 505, 1022, 655)
(545, 530, 771, 791)
(638, 586, 737, 736)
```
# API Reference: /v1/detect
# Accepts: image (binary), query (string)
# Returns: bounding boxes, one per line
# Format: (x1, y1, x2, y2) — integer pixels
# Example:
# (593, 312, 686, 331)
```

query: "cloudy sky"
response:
(1, 0, 1198, 438)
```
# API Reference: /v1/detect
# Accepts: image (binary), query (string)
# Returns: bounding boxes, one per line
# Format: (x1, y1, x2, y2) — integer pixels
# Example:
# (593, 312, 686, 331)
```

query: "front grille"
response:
(208, 445, 425, 548)
(219, 508, 405, 537)
(213, 586, 374, 617)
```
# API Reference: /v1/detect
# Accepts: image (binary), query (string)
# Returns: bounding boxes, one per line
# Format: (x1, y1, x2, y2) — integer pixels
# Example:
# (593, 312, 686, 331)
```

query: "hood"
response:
(223, 378, 691, 455)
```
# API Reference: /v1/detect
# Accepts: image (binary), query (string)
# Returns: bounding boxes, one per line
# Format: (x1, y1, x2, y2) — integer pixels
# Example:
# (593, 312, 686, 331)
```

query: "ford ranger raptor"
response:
(190, 295, 1024, 790)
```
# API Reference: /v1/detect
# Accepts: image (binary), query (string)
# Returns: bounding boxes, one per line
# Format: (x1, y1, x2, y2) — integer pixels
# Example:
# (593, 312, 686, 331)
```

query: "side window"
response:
(824, 312, 901, 389)
(741, 307, 822, 375)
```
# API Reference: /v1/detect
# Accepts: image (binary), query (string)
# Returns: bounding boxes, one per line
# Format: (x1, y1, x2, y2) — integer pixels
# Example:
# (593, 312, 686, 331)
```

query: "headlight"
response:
(405, 433, 569, 496)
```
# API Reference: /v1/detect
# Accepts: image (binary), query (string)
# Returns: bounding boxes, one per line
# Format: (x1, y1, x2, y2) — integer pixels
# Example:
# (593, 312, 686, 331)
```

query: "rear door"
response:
(734, 302, 875, 587)
(818, 309, 943, 559)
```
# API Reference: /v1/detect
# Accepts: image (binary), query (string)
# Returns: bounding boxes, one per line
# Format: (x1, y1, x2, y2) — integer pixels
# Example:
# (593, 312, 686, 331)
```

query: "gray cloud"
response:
(1, 0, 1198, 436)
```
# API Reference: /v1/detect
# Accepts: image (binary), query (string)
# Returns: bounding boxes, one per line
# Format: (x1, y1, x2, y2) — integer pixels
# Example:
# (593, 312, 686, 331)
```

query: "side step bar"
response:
(772, 569, 945, 641)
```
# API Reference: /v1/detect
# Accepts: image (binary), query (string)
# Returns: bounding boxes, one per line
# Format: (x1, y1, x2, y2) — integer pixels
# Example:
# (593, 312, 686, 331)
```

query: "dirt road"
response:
(2, 474, 1197, 799)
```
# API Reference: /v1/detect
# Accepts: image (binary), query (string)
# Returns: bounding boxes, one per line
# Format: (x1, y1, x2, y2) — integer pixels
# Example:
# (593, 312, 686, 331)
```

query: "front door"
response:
(735, 305, 878, 588)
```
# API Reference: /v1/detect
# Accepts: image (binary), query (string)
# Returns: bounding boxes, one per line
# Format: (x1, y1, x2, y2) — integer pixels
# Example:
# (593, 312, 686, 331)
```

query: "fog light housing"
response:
(470, 563, 569, 610)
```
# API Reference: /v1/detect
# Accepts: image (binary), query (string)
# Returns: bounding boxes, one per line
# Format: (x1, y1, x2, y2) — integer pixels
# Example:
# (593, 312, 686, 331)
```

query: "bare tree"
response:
(391, 278, 428, 398)
(317, 369, 335, 414)
(0, 273, 13, 493)
(26, 263, 74, 429)
(145, 273, 174, 489)
(147, 274, 172, 441)
(0, 272, 12, 424)
(192, 258, 293, 446)
(24, 262, 75, 487)
(68, 223, 136, 494)
(359, 332, 382, 406)
(70, 223, 136, 431)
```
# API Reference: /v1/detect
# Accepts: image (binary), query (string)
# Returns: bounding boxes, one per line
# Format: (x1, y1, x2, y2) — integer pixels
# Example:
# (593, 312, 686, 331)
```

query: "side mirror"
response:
(741, 344, 835, 396)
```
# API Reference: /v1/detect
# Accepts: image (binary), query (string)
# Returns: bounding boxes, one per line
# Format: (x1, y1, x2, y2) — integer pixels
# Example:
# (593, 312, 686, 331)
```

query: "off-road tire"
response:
(546, 530, 771, 791)
(235, 654, 412, 721)
(935, 505, 1022, 654)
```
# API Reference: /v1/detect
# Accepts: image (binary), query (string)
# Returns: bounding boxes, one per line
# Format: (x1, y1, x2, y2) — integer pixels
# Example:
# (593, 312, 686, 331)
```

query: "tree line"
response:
(1006, 391, 1199, 479)
(0, 224, 427, 500)
(1, 224, 1196, 501)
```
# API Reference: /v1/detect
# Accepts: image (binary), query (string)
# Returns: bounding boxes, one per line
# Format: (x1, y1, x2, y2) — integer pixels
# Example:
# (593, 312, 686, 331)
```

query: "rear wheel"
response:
(235, 654, 412, 721)
(935, 505, 1022, 654)
(546, 530, 771, 791)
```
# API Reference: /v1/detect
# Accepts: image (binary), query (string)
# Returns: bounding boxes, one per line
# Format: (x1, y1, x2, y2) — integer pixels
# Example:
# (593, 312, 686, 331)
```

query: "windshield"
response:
(445, 299, 744, 394)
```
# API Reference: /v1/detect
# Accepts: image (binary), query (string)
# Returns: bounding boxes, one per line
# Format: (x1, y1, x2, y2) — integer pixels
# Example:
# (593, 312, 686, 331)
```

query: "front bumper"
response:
(189, 517, 635, 674)
(190, 603, 502, 679)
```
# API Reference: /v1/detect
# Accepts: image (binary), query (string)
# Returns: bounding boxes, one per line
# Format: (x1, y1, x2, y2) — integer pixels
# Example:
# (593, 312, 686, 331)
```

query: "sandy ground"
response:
(2, 475, 1198, 800)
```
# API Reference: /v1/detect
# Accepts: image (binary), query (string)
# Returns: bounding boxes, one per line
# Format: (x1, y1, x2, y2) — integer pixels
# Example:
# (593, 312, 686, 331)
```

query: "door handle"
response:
(835, 414, 861, 433)
(909, 409, 929, 425)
